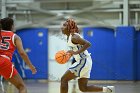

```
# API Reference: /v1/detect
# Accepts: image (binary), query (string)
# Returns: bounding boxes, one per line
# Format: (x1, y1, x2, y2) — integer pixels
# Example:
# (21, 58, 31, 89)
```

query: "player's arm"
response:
(68, 34, 91, 55)
(14, 34, 37, 74)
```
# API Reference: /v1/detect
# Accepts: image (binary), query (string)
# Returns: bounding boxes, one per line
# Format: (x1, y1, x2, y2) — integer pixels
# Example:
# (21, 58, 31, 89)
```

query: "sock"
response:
(103, 87, 107, 92)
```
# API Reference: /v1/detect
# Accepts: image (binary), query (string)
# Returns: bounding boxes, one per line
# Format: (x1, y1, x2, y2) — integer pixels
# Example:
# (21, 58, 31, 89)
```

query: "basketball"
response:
(55, 50, 71, 64)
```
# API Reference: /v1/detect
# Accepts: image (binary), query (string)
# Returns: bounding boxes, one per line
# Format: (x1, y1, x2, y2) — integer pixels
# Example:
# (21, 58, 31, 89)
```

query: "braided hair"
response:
(64, 18, 79, 33)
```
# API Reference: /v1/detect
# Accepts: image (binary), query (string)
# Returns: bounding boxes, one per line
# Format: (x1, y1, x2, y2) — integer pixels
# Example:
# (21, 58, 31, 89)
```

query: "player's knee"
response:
(17, 83, 27, 91)
(79, 86, 87, 92)
(61, 76, 69, 87)
(61, 76, 69, 83)
(60, 77, 67, 89)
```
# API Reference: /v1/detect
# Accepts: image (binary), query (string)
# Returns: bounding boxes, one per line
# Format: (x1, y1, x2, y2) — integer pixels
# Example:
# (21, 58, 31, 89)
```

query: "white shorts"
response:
(69, 56, 92, 78)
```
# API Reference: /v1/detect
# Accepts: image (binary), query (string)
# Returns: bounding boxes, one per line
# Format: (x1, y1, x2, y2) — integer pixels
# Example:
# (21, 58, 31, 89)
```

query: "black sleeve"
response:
(71, 57, 76, 65)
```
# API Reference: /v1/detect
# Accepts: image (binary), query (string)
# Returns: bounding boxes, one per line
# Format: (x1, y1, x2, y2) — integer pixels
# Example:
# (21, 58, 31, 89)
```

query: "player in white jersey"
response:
(60, 18, 115, 93)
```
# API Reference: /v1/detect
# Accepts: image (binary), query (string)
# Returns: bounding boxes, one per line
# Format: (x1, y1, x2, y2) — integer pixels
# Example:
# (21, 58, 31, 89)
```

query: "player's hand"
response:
(66, 52, 72, 59)
(29, 65, 37, 74)
(67, 50, 77, 55)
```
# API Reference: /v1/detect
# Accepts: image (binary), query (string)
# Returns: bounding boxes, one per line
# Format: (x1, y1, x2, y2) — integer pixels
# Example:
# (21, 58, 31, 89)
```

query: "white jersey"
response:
(67, 33, 91, 61)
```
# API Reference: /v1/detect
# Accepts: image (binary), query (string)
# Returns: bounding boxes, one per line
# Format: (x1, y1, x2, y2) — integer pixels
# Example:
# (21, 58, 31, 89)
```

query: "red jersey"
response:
(0, 30, 16, 60)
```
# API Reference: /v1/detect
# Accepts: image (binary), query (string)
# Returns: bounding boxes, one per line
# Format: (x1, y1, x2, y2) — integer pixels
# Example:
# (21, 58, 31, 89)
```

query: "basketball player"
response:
(0, 17, 37, 93)
(61, 18, 115, 93)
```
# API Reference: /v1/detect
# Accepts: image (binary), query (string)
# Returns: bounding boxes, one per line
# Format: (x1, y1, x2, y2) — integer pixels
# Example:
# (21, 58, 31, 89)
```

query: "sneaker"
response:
(106, 86, 115, 93)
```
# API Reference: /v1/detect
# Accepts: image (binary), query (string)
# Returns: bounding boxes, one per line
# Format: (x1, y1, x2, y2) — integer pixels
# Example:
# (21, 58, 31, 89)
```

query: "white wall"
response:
(48, 30, 69, 81)
(48, 29, 83, 81)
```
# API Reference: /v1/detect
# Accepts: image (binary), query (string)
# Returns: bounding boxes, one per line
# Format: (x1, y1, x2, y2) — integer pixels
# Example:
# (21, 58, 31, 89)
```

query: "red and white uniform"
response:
(0, 30, 18, 79)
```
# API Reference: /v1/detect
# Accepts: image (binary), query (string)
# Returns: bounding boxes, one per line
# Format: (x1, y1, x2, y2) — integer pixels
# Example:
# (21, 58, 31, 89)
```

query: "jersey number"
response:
(0, 37, 11, 50)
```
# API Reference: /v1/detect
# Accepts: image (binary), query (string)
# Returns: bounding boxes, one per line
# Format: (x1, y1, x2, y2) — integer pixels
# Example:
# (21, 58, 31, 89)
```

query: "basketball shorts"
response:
(0, 56, 18, 79)
(69, 56, 92, 78)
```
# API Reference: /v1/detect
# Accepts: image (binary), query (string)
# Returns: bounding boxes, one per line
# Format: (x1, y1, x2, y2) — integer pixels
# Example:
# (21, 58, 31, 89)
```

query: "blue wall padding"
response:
(137, 31, 140, 80)
(15, 28, 48, 79)
(115, 27, 136, 80)
(12, 27, 139, 80)
(83, 27, 115, 80)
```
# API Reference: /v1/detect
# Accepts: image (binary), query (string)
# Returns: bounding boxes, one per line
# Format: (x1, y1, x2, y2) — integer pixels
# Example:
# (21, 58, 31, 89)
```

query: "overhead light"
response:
(64, 15, 72, 19)
(7, 0, 34, 4)
(57, 13, 63, 16)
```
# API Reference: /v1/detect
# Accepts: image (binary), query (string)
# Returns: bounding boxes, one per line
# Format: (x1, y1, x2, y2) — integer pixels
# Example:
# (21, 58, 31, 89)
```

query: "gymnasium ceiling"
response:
(0, 0, 140, 29)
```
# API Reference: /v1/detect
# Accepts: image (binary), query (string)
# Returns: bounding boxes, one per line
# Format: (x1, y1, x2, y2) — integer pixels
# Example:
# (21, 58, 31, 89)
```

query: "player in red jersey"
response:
(0, 17, 37, 93)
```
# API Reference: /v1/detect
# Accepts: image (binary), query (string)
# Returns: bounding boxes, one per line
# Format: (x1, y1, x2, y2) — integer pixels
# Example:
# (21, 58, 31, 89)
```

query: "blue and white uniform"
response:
(68, 33, 92, 78)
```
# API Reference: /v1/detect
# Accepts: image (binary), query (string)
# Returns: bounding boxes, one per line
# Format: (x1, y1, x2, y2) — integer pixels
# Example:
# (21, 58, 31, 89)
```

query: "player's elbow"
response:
(86, 41, 91, 47)
(18, 51, 26, 57)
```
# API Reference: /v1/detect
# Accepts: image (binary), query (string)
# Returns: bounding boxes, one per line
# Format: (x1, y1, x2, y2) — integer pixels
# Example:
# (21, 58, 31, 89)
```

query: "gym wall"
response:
(13, 27, 140, 81)
(83, 26, 139, 80)
(13, 28, 48, 79)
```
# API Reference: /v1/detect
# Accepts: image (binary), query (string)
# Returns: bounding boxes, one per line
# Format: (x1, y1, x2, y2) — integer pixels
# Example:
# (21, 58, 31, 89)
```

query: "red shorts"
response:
(0, 56, 18, 79)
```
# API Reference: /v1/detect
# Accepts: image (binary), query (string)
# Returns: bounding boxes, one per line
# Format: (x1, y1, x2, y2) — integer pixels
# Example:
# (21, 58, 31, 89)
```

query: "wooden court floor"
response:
(2, 81, 140, 93)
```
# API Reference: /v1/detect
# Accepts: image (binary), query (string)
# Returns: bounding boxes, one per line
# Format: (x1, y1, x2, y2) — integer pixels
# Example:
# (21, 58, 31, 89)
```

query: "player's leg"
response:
(0, 58, 27, 93)
(78, 78, 115, 93)
(77, 57, 103, 92)
(77, 56, 115, 93)
(61, 70, 77, 93)
(8, 73, 27, 93)
(78, 78, 103, 92)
